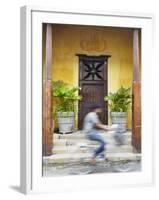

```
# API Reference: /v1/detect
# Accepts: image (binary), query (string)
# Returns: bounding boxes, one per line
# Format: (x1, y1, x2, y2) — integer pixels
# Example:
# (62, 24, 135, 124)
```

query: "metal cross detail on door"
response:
(76, 54, 111, 129)
(83, 61, 104, 80)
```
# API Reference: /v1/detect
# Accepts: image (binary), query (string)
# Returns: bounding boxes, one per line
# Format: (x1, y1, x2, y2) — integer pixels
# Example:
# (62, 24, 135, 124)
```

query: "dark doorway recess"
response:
(76, 54, 111, 129)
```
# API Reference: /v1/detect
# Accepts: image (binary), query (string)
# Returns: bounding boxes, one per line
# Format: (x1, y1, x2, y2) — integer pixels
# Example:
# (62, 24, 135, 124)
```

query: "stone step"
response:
(53, 137, 132, 147)
(52, 144, 133, 154)
(43, 152, 141, 164)
(53, 131, 132, 140)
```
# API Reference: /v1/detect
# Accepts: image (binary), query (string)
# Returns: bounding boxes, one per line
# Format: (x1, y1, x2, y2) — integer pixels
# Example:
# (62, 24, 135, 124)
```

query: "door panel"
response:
(79, 83, 106, 127)
(81, 60, 106, 81)
(77, 54, 110, 129)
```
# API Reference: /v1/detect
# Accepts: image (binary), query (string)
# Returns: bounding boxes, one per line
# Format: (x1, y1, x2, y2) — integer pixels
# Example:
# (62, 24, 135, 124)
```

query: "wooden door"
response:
(77, 54, 110, 129)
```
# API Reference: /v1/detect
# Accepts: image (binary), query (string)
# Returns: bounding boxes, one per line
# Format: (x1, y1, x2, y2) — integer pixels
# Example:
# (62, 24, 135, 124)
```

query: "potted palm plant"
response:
(52, 81, 82, 134)
(104, 86, 131, 133)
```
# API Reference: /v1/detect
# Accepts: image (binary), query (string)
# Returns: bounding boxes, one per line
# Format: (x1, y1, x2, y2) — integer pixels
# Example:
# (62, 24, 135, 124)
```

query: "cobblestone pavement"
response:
(43, 160, 141, 177)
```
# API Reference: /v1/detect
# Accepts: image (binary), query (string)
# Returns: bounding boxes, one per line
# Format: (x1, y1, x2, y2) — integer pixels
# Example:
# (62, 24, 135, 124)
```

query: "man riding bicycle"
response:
(83, 104, 117, 165)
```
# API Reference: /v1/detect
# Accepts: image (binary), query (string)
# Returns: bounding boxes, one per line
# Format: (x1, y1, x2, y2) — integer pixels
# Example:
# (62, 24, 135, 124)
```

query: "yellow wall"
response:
(45, 24, 135, 129)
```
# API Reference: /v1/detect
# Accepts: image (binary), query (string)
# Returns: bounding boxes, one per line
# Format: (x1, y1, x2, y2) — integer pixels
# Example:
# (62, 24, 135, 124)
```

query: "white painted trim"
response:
(20, 6, 32, 194)
(20, 6, 155, 194)
(26, 5, 154, 19)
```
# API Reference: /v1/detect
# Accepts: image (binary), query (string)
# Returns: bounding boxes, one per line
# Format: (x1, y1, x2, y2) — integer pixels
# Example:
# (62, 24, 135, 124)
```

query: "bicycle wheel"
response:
(68, 144, 95, 175)
(113, 161, 138, 172)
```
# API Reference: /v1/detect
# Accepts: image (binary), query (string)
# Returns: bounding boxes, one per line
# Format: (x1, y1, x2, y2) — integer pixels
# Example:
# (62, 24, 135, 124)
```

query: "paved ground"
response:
(43, 160, 141, 177)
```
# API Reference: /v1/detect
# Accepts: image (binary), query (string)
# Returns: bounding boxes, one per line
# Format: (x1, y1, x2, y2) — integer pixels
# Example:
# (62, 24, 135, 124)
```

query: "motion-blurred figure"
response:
(83, 104, 116, 165)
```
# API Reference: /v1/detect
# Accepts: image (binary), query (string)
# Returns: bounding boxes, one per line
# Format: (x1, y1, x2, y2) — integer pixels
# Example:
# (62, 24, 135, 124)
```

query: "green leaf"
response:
(104, 86, 132, 112)
(52, 80, 82, 117)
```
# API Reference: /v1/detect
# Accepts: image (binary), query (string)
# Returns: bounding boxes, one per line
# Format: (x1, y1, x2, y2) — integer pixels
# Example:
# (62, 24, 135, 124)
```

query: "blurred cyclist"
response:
(83, 104, 117, 165)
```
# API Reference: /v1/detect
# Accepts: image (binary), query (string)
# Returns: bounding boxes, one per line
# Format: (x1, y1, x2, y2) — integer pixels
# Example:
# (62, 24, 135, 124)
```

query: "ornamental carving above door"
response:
(80, 32, 107, 52)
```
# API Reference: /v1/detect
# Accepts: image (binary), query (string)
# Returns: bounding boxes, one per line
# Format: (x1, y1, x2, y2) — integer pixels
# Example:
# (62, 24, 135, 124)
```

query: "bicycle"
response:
(67, 125, 140, 175)
(68, 141, 106, 175)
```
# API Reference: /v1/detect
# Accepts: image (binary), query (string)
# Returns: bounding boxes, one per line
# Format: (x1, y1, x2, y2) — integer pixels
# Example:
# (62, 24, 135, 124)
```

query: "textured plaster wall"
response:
(43, 24, 137, 129)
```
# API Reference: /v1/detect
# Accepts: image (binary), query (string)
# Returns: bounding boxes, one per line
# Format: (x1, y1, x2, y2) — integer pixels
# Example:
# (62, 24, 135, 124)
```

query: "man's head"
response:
(91, 104, 103, 113)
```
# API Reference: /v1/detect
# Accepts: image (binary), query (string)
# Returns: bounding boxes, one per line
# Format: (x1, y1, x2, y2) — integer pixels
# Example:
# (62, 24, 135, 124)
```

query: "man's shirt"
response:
(83, 112, 100, 133)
